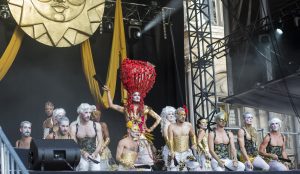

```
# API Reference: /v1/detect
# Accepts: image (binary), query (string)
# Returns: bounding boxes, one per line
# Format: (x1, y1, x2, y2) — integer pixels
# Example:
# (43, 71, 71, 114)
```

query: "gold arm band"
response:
(191, 134, 197, 146)
(197, 142, 205, 152)
(102, 137, 110, 148)
(148, 108, 161, 131)
(167, 139, 174, 154)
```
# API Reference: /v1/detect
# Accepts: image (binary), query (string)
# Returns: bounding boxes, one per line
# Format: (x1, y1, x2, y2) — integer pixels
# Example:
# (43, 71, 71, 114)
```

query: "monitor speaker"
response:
(29, 139, 80, 171)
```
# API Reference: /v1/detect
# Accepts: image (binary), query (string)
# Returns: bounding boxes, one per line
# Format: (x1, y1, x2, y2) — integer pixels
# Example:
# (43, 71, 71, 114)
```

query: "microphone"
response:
(278, 157, 291, 163)
(88, 156, 100, 164)
(93, 74, 104, 87)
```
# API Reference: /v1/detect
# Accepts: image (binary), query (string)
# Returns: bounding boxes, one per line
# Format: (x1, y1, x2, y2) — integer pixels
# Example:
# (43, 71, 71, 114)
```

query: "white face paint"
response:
(199, 119, 208, 129)
(270, 122, 280, 131)
(176, 110, 186, 123)
(166, 111, 176, 123)
(244, 114, 253, 125)
(20, 123, 31, 137)
(59, 120, 69, 136)
(132, 92, 141, 103)
(130, 129, 140, 141)
(80, 110, 91, 122)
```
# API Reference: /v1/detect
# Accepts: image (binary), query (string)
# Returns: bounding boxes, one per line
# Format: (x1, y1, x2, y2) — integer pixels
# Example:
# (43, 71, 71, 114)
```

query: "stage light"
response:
(102, 20, 113, 33)
(275, 18, 283, 35)
(129, 25, 142, 39)
(275, 28, 283, 35)
(128, 19, 142, 39)
(134, 30, 141, 38)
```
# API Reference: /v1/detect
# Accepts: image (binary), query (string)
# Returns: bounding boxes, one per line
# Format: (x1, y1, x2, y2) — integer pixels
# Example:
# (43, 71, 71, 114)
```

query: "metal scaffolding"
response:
(185, 0, 217, 128)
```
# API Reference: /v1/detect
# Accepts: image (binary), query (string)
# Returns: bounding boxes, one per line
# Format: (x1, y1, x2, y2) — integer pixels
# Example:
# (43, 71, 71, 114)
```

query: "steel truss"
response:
(208, 16, 272, 59)
(185, 0, 217, 128)
(102, 0, 174, 26)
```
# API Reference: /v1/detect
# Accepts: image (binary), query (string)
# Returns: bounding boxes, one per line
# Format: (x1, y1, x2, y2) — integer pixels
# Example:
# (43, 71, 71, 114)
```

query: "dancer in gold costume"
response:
(196, 118, 212, 171)
(116, 121, 140, 171)
(168, 107, 200, 171)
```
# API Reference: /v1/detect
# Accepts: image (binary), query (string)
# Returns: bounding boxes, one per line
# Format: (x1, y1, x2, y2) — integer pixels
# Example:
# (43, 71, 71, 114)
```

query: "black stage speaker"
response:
(14, 148, 30, 169)
(29, 139, 80, 171)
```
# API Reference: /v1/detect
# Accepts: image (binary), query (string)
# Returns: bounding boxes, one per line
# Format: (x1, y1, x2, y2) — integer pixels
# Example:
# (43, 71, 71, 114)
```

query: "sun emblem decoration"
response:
(8, 0, 105, 47)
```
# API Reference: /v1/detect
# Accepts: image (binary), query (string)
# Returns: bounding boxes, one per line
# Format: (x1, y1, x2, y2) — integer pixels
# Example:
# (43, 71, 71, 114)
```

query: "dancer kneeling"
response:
(208, 111, 245, 171)
(196, 118, 212, 171)
(237, 112, 269, 171)
(168, 107, 201, 171)
(116, 121, 140, 171)
(259, 118, 289, 171)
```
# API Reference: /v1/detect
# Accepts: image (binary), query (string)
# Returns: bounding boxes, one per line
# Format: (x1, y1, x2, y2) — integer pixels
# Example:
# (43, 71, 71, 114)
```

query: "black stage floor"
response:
(29, 170, 300, 174)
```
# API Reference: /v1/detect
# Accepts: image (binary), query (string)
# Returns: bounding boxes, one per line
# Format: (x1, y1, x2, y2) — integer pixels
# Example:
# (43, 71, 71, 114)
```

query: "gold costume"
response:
(173, 136, 189, 152)
(119, 151, 138, 168)
(197, 134, 209, 153)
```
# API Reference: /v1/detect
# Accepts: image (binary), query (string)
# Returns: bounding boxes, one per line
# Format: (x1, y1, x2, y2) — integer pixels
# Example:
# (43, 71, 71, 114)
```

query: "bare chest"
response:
(76, 125, 96, 139)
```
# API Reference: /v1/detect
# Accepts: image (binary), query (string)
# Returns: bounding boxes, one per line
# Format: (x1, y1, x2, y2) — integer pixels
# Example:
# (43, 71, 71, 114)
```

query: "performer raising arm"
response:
(103, 59, 161, 169)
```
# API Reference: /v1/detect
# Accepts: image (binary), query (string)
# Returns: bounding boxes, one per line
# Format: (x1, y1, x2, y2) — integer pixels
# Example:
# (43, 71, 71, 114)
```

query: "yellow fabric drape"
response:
(0, 27, 24, 80)
(81, 0, 127, 108)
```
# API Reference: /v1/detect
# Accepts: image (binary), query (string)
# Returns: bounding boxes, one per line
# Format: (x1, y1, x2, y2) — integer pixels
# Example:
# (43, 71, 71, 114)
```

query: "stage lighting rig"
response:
(128, 19, 142, 39)
(101, 0, 174, 38)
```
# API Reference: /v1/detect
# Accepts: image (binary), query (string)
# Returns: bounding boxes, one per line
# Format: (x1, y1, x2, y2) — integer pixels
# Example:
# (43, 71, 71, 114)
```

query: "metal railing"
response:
(0, 126, 28, 174)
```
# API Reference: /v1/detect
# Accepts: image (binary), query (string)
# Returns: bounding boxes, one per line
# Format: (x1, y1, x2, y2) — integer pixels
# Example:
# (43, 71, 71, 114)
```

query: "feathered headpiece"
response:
(121, 58, 156, 132)
(121, 58, 156, 100)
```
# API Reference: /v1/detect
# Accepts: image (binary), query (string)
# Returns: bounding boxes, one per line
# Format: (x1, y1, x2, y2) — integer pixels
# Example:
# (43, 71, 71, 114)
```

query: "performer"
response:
(103, 58, 161, 169)
(49, 108, 66, 134)
(116, 121, 140, 171)
(46, 116, 71, 139)
(196, 118, 212, 171)
(237, 112, 269, 171)
(70, 103, 102, 171)
(42, 101, 54, 138)
(160, 106, 176, 170)
(90, 106, 116, 171)
(208, 111, 245, 171)
(259, 118, 289, 171)
(16, 121, 32, 149)
(168, 107, 200, 171)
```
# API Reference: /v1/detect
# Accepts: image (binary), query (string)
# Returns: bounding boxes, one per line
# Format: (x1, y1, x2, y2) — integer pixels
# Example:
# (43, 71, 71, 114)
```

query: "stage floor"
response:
(29, 170, 300, 174)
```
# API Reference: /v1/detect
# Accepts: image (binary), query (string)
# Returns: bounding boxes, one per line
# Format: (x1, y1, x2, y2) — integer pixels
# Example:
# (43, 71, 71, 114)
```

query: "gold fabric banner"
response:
(81, 0, 127, 108)
(0, 27, 23, 81)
